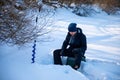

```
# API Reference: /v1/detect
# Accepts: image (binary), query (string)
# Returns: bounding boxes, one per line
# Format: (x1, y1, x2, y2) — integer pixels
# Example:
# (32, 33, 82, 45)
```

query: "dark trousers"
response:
(53, 48, 83, 68)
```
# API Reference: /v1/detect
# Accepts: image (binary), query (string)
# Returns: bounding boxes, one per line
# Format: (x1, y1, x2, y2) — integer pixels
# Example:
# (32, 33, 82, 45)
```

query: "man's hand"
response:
(60, 50, 64, 56)
(72, 48, 84, 56)
(72, 48, 82, 53)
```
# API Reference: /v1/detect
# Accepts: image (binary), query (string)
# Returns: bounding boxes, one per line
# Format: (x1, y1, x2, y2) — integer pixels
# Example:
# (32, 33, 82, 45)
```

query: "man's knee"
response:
(53, 49, 61, 56)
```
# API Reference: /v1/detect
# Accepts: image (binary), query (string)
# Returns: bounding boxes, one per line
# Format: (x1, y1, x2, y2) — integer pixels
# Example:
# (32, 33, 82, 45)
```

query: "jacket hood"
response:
(77, 28, 83, 34)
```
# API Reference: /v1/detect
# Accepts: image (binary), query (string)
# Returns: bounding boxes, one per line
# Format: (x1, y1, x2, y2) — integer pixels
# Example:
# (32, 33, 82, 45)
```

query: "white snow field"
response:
(0, 8, 120, 80)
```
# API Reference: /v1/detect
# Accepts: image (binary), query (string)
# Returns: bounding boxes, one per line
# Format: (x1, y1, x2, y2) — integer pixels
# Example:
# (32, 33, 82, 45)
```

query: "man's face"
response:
(69, 32, 76, 36)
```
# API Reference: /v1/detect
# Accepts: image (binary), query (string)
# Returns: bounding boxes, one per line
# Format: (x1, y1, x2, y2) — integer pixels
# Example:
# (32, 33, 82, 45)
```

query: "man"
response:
(53, 23, 87, 70)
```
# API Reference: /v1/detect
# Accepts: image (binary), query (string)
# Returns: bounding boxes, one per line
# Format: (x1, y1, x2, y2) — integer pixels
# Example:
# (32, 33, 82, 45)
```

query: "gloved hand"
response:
(72, 48, 81, 53)
(60, 50, 64, 56)
(72, 48, 84, 56)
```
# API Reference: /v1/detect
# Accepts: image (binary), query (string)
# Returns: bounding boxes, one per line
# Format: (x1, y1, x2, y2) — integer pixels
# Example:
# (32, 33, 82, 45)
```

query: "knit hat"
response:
(68, 23, 77, 32)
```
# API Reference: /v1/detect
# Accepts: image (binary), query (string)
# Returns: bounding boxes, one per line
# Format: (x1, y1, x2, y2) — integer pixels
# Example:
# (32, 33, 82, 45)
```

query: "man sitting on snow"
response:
(53, 23, 87, 70)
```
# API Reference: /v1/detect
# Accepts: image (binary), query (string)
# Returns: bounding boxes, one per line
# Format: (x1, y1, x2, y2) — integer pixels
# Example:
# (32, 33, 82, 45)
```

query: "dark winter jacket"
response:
(61, 28, 87, 54)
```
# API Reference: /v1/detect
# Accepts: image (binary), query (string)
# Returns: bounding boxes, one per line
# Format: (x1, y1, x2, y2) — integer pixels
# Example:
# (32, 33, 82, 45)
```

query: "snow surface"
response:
(0, 7, 120, 80)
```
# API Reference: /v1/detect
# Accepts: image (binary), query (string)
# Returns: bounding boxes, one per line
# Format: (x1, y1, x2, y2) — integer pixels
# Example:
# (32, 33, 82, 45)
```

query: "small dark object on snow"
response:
(66, 56, 86, 69)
